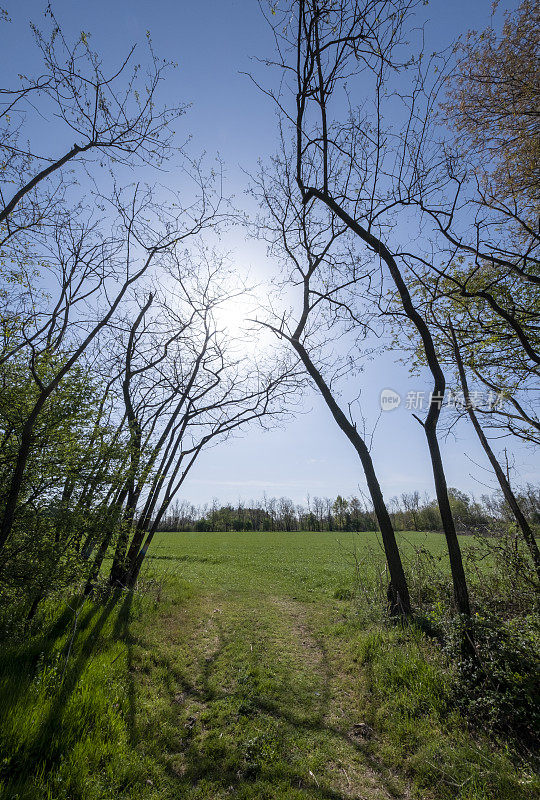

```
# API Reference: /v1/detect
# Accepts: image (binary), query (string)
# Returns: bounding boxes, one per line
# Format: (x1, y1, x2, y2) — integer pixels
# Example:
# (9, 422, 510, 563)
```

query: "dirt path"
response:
(267, 596, 407, 800)
(135, 588, 410, 800)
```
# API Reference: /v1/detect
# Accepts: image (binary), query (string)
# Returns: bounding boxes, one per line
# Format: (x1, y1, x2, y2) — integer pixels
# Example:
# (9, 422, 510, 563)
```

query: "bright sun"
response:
(213, 290, 275, 355)
(213, 291, 260, 338)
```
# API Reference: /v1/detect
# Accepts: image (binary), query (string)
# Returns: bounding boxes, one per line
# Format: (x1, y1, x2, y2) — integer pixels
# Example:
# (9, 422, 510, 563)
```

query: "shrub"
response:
(444, 613, 540, 742)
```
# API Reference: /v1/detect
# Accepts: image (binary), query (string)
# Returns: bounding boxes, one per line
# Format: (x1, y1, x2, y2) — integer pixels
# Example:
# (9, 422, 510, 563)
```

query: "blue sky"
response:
(2, 0, 536, 507)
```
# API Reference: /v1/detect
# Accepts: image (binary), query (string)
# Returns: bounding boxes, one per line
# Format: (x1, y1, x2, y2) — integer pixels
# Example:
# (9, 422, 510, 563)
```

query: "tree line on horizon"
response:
(158, 486, 540, 534)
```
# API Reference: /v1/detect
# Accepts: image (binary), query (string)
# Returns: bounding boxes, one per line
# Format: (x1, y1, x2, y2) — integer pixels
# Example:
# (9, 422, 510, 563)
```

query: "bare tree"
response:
(0, 9, 182, 236)
(0, 9, 228, 563)
(258, 0, 474, 617)
(0, 177, 222, 559)
(401, 492, 420, 532)
(251, 141, 411, 614)
(80, 253, 301, 590)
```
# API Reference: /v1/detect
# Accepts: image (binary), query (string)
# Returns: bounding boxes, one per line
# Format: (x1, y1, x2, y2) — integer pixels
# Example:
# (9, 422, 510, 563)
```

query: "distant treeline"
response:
(159, 486, 540, 534)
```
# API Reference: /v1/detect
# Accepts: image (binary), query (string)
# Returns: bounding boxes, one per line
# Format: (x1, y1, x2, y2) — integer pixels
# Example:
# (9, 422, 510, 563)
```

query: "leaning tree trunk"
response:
(451, 324, 540, 584)
(291, 337, 411, 615)
(109, 296, 152, 587)
(0, 256, 155, 557)
(83, 488, 128, 595)
(303, 188, 471, 620)
(423, 419, 471, 616)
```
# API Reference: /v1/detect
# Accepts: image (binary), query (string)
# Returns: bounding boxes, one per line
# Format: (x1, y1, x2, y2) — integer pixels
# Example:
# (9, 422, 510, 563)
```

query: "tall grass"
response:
(0, 590, 158, 800)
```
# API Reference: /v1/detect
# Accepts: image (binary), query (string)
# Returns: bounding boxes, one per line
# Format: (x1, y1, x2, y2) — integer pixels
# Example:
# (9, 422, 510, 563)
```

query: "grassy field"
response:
(0, 530, 537, 800)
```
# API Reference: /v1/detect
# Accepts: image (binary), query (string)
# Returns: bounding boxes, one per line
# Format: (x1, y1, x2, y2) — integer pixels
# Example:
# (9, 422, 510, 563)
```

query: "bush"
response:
(444, 613, 540, 742)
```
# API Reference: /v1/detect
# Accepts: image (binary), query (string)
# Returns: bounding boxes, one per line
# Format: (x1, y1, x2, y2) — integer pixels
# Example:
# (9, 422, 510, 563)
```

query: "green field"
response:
(144, 529, 439, 598)
(0, 531, 537, 800)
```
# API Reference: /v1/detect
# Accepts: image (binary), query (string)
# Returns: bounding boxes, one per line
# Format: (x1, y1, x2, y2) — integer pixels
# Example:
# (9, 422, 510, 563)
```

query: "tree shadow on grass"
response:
(1, 589, 125, 786)
(0, 597, 105, 722)
(2, 588, 406, 800)
(150, 616, 404, 800)
(112, 588, 137, 744)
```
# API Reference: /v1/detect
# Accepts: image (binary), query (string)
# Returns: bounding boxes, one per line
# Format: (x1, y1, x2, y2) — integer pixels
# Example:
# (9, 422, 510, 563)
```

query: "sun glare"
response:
(213, 290, 276, 356)
(214, 295, 254, 336)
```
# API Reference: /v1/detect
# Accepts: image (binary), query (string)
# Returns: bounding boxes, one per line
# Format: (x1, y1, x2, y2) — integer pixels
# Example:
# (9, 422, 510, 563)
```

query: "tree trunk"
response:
(291, 337, 411, 615)
(83, 490, 128, 594)
(450, 324, 540, 584)
(0, 404, 43, 553)
(424, 422, 471, 616)
(303, 188, 471, 618)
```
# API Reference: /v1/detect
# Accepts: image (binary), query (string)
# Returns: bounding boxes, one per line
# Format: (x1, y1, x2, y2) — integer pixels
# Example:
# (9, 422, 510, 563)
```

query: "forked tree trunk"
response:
(303, 188, 471, 619)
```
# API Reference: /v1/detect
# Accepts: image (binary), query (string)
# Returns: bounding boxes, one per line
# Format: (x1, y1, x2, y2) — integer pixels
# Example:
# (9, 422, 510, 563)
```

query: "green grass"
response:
(0, 530, 537, 799)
